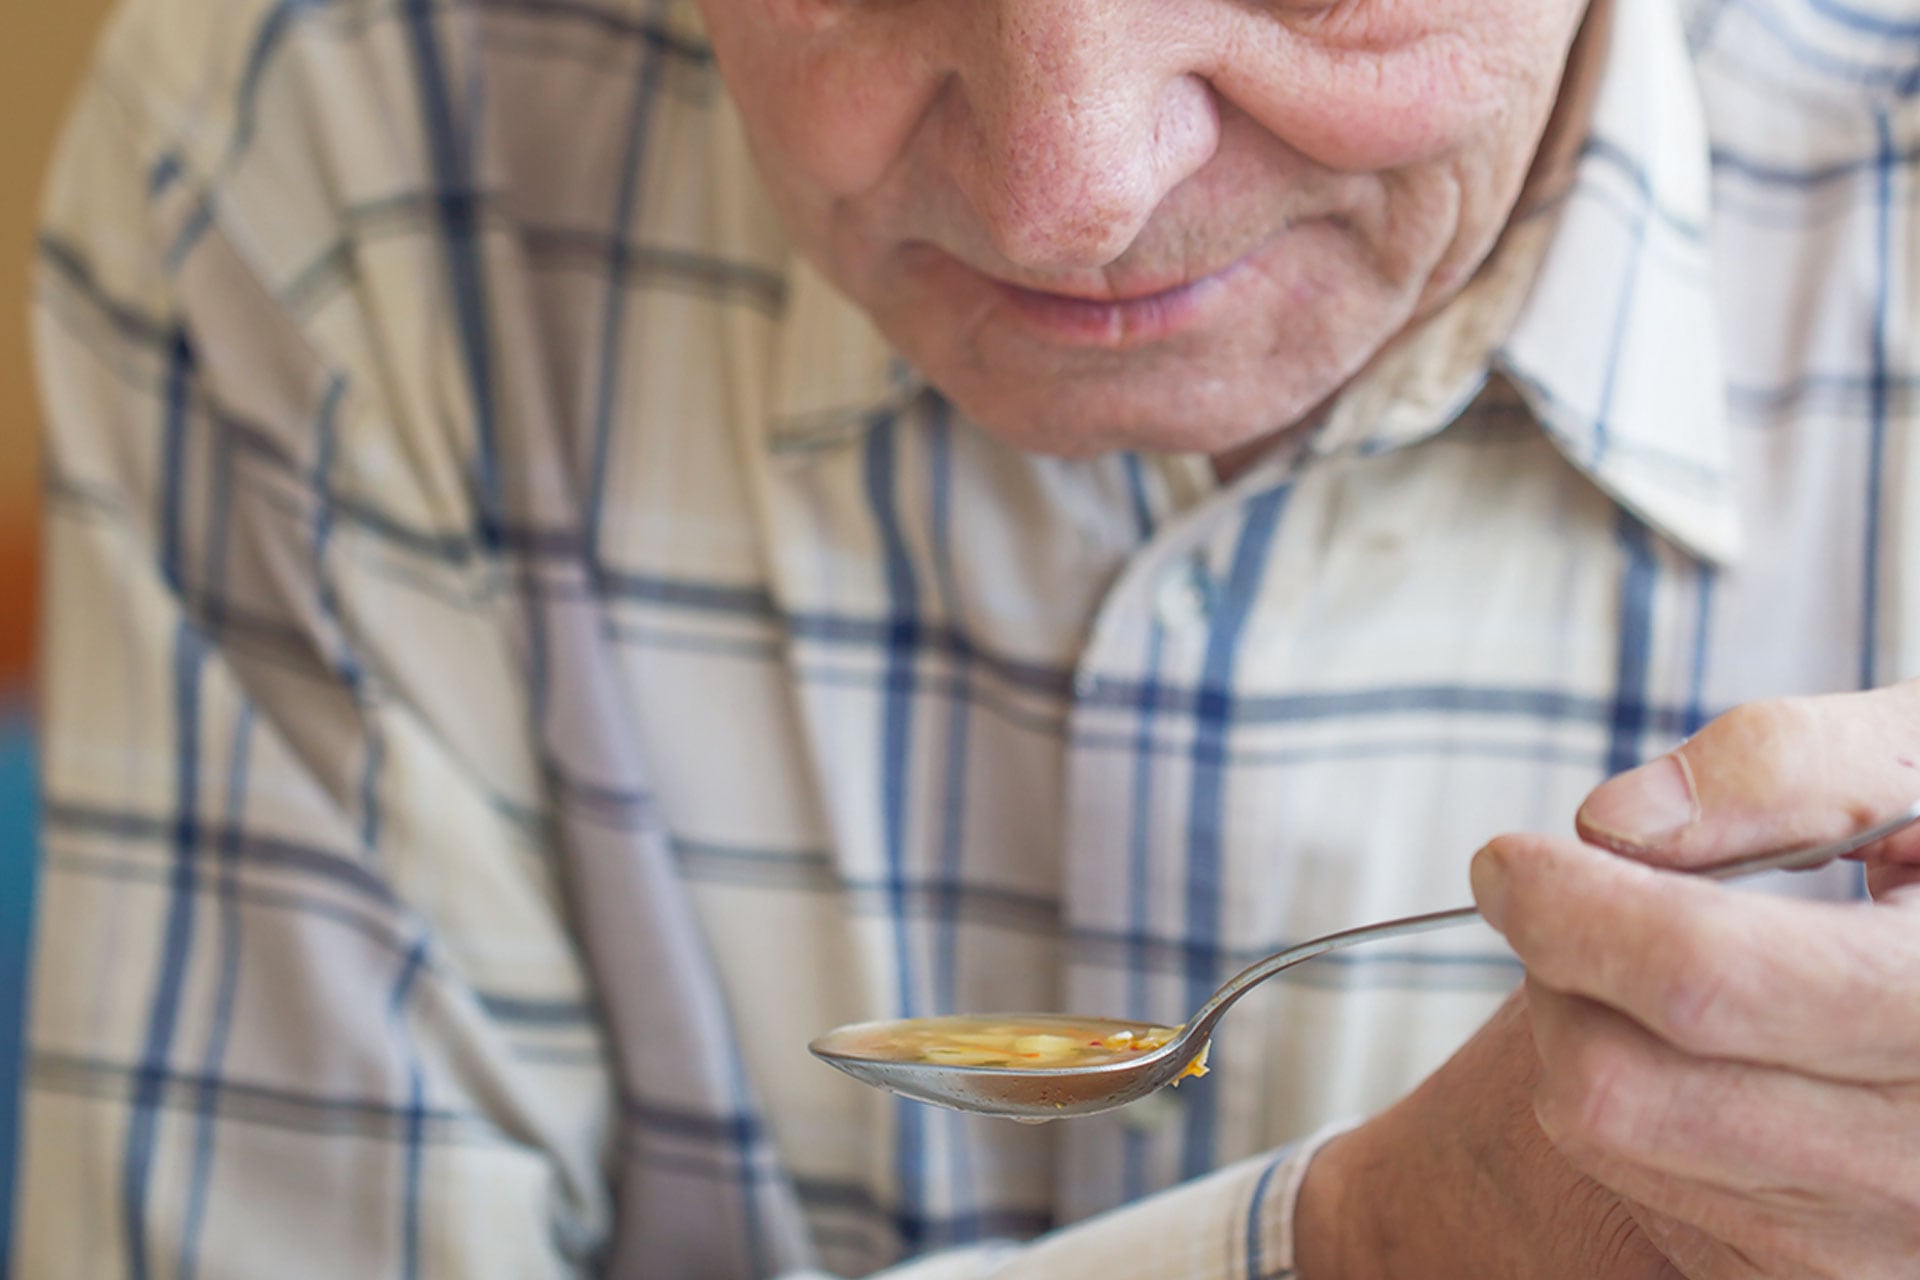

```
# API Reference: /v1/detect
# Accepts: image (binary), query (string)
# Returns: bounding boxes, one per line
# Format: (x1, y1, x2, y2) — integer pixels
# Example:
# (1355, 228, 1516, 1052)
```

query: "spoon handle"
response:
(1181, 799, 1920, 1045)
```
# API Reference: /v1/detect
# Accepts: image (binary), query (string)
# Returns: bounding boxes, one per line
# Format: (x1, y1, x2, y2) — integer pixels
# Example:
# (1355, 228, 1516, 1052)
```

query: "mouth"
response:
(982, 252, 1261, 350)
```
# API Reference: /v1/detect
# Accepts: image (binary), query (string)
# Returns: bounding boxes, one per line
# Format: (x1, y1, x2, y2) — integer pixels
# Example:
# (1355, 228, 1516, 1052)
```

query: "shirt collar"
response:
(764, 258, 927, 459)
(1494, 0, 1740, 566)
(759, 0, 1740, 564)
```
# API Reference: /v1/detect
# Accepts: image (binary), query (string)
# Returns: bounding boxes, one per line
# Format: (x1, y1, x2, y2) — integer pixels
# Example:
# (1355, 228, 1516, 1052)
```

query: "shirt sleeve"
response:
(780, 1126, 1344, 1280)
(19, 25, 614, 1279)
(23, 9, 1359, 1279)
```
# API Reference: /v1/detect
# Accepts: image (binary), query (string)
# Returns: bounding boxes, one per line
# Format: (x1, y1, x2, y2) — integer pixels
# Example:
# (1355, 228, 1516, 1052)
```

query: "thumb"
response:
(1574, 682, 1920, 875)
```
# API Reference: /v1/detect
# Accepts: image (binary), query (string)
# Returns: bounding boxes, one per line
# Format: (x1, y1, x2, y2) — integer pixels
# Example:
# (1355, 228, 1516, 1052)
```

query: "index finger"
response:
(1473, 833, 1920, 1082)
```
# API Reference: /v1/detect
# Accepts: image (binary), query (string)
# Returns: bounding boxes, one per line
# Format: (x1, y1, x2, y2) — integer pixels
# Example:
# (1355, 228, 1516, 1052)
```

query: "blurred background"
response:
(4, 0, 118, 1258)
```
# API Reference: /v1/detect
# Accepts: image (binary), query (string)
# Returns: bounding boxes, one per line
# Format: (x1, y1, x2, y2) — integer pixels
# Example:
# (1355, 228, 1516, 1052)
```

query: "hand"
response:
(1471, 682, 1920, 1279)
(1294, 991, 1675, 1280)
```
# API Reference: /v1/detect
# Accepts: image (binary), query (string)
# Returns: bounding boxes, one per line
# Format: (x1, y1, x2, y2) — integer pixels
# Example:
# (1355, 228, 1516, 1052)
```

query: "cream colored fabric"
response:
(22, 0, 1920, 1274)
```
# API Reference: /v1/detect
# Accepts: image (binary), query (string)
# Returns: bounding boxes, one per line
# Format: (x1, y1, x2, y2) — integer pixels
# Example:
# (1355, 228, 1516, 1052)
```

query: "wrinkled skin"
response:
(1296, 684, 1920, 1279)
(1472, 684, 1920, 1280)
(696, 0, 1591, 459)
(696, 2, 1920, 1275)
(1295, 991, 1677, 1280)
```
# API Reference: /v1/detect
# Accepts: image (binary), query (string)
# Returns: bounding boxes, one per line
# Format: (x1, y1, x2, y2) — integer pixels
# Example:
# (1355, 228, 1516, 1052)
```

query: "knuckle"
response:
(1487, 846, 1557, 953)
(1704, 697, 1811, 785)
(1645, 918, 1742, 1053)
(1537, 1033, 1646, 1161)
(1501, 895, 1553, 965)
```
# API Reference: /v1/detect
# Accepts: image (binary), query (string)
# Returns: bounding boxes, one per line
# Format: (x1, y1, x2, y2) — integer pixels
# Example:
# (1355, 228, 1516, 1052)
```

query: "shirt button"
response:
(1153, 561, 1212, 633)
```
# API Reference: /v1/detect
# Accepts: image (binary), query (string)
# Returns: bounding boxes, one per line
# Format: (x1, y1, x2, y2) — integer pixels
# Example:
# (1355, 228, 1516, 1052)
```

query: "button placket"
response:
(1053, 489, 1266, 1218)
(1151, 552, 1216, 637)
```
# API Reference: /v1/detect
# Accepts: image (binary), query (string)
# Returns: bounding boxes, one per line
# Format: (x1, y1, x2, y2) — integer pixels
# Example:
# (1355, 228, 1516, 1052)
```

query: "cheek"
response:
(1215, 6, 1566, 173)
(698, 4, 938, 200)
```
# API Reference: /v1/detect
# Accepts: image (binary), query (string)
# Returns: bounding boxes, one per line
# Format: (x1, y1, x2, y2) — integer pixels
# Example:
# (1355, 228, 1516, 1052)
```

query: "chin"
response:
(885, 288, 1406, 464)
(935, 372, 1318, 461)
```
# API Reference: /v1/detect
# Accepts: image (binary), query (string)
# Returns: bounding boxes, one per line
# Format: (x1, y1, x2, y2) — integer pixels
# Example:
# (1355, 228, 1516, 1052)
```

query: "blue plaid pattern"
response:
(19, 0, 1920, 1275)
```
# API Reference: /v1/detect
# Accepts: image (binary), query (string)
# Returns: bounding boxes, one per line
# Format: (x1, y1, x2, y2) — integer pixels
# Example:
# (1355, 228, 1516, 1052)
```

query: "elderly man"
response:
(20, 0, 1920, 1274)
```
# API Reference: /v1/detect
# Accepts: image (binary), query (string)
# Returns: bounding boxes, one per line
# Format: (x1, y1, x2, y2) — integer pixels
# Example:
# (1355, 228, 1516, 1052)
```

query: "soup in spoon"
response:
(820, 1013, 1210, 1078)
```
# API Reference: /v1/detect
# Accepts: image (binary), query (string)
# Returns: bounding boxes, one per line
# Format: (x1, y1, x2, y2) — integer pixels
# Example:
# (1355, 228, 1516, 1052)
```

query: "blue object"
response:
(0, 711, 38, 1275)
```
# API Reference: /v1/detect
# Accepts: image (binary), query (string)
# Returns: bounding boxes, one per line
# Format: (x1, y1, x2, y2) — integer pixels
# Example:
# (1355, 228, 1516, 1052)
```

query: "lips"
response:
(984, 255, 1254, 348)
(991, 264, 1237, 304)
(889, 222, 1296, 352)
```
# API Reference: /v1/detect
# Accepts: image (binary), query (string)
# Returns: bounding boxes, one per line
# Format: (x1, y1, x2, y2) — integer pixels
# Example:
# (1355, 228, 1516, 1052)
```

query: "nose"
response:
(943, 3, 1220, 273)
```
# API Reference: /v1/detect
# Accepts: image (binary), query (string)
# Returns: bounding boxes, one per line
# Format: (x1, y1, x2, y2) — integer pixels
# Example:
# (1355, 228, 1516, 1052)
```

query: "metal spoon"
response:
(811, 802, 1920, 1121)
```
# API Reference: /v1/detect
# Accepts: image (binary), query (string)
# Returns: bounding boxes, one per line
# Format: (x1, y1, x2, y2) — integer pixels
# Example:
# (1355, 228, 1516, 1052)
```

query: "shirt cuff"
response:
(793, 1121, 1354, 1280)
(774, 1243, 1018, 1280)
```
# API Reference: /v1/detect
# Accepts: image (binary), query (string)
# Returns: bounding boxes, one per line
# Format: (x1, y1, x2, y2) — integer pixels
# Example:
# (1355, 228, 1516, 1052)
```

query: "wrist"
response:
(1292, 1126, 1390, 1280)
(1293, 992, 1677, 1280)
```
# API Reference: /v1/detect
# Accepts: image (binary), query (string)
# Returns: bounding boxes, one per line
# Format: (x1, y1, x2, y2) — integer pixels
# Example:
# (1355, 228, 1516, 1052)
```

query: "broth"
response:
(825, 1014, 1210, 1079)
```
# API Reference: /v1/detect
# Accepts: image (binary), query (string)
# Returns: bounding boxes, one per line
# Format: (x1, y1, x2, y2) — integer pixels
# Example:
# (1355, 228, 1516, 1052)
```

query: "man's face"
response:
(698, 0, 1592, 459)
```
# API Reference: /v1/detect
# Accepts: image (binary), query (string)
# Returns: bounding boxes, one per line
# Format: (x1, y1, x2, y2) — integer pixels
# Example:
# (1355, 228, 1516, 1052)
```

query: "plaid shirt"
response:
(21, 0, 1920, 1275)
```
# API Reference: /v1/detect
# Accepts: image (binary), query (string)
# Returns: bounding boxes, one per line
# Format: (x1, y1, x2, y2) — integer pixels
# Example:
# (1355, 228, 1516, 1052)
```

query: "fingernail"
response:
(1578, 754, 1699, 848)
(1470, 844, 1510, 930)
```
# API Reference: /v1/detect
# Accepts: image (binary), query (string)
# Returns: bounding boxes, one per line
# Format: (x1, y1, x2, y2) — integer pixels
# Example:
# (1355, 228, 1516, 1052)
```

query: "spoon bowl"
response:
(811, 801, 1920, 1121)
(810, 1014, 1199, 1121)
